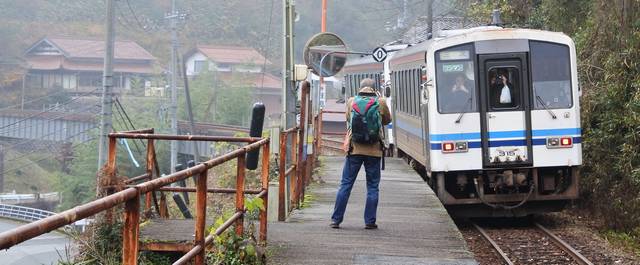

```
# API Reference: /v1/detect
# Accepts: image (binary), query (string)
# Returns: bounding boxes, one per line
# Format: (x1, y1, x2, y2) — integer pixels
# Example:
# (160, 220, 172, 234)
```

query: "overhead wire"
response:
(0, 111, 100, 152)
(0, 103, 101, 135)
(0, 133, 98, 177)
(0, 88, 100, 132)
(259, 0, 276, 90)
(0, 89, 77, 112)
(124, 0, 151, 32)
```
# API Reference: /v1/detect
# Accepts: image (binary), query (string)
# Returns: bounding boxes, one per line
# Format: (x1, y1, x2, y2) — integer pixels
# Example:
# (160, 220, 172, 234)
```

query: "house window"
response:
(78, 74, 102, 88)
(63, 74, 77, 89)
(194, 60, 207, 73)
(216, 63, 231, 72)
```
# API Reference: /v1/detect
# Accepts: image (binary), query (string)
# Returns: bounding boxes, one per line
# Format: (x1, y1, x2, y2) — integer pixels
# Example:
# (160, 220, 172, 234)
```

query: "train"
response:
(341, 26, 581, 217)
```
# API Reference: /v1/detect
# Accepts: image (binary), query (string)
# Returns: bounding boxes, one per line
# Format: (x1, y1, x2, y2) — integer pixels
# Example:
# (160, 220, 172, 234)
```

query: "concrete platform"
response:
(267, 156, 477, 265)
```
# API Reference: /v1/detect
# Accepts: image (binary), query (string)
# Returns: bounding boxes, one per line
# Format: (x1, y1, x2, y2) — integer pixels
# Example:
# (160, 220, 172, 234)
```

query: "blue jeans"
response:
(331, 155, 381, 225)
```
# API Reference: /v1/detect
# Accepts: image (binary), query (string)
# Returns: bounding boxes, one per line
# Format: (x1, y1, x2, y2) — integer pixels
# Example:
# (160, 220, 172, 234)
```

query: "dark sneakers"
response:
(331, 222, 378, 229)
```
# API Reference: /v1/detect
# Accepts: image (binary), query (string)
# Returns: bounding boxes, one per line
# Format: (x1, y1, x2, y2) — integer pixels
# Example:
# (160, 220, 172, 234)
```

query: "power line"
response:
(0, 134, 97, 177)
(0, 89, 73, 112)
(112, 99, 143, 155)
(124, 0, 151, 32)
(259, 0, 276, 90)
(0, 88, 100, 132)
(0, 111, 100, 151)
(0, 103, 100, 135)
(1, 126, 99, 167)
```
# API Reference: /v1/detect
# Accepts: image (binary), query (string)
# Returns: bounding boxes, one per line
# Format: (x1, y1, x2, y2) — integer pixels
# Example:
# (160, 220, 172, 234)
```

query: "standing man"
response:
(330, 78, 391, 229)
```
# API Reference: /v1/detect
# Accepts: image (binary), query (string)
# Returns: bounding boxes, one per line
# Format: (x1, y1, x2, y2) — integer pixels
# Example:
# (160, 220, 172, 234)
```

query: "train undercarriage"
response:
(403, 153, 579, 217)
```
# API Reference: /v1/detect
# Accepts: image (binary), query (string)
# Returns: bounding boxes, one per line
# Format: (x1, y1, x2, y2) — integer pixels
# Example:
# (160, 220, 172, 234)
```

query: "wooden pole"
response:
(194, 169, 207, 265)
(144, 139, 155, 211)
(105, 136, 117, 223)
(235, 155, 246, 236)
(278, 132, 286, 221)
(122, 195, 140, 265)
(290, 130, 298, 210)
(260, 144, 270, 242)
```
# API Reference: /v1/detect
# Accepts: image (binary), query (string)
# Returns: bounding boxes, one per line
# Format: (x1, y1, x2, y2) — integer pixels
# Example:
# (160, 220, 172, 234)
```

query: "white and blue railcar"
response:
(342, 45, 407, 156)
(389, 26, 581, 216)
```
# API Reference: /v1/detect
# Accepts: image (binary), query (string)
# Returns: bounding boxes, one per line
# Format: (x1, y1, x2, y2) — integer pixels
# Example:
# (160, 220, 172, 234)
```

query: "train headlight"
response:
(546, 136, 573, 148)
(442, 141, 468, 153)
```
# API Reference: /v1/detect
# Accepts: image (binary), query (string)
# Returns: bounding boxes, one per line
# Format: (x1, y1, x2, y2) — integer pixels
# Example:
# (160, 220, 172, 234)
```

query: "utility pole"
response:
(97, 0, 116, 169)
(318, 0, 327, 114)
(282, 0, 296, 211)
(282, 0, 296, 133)
(168, 0, 180, 173)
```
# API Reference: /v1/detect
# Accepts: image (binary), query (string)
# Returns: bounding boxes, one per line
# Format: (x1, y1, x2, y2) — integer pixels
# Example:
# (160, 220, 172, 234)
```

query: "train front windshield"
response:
(435, 44, 478, 114)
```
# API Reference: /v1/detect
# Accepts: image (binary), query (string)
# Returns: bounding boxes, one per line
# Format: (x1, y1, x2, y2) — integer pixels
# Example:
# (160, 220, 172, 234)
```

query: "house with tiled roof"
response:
(184, 45, 282, 121)
(23, 36, 155, 93)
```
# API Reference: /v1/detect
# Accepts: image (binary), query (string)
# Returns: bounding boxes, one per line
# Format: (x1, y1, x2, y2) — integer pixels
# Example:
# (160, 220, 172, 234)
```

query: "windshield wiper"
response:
(535, 95, 557, 119)
(455, 97, 473, 123)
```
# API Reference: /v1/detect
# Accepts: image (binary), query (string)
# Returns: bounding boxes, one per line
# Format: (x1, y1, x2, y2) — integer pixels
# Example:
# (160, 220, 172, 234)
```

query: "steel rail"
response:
(535, 223, 594, 265)
(471, 222, 515, 265)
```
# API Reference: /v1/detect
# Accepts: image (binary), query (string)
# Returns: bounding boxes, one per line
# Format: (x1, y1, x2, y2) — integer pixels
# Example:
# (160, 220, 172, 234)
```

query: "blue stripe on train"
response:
(430, 137, 582, 150)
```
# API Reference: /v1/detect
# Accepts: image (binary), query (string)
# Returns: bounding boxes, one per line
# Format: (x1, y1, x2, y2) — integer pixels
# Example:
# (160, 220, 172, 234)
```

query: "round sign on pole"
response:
(372, 47, 388, 62)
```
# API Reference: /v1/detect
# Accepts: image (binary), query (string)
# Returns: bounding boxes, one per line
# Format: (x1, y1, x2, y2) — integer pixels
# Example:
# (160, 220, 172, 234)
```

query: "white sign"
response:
(372, 47, 388, 62)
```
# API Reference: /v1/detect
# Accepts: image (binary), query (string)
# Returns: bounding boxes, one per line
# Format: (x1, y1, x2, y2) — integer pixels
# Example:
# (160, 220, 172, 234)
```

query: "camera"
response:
(496, 75, 504, 85)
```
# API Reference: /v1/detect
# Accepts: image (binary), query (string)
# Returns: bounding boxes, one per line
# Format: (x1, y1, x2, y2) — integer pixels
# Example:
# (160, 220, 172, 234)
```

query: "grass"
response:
(2, 147, 57, 193)
(601, 229, 640, 256)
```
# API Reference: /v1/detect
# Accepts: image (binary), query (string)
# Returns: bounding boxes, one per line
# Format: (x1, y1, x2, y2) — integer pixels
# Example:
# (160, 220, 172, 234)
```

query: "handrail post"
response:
(105, 136, 117, 222)
(278, 132, 286, 221)
(122, 194, 140, 265)
(291, 129, 299, 209)
(144, 139, 155, 212)
(260, 143, 270, 242)
(235, 155, 246, 236)
(318, 110, 323, 155)
(194, 169, 207, 265)
(296, 81, 309, 208)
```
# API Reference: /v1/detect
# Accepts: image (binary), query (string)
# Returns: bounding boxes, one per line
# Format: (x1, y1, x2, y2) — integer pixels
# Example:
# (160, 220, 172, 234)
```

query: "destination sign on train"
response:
(439, 50, 470, 60)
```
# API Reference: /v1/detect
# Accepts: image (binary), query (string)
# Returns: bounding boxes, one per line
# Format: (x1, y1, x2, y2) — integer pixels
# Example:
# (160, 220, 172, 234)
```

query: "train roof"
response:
(342, 55, 383, 73)
(390, 26, 573, 66)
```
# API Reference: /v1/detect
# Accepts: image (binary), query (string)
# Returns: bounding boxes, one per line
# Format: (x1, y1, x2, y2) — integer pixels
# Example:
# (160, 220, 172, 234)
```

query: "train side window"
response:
(399, 71, 404, 113)
(488, 67, 521, 110)
(530, 41, 572, 109)
(408, 70, 413, 115)
(415, 68, 421, 115)
(404, 70, 409, 113)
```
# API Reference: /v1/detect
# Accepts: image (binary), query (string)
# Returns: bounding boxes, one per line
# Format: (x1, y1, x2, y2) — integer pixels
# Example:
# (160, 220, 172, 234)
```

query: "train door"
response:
(478, 53, 533, 167)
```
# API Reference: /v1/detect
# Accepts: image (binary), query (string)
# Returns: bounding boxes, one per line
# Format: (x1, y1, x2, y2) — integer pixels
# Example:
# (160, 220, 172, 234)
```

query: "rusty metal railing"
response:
(0, 128, 271, 265)
(277, 126, 299, 221)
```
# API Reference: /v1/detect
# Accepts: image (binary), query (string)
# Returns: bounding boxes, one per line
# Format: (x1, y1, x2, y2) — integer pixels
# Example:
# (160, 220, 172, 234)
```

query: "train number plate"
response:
(492, 147, 527, 163)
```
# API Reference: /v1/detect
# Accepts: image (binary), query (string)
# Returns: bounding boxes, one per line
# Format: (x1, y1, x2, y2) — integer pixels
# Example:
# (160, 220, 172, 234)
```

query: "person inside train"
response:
(443, 74, 474, 112)
(331, 78, 391, 230)
(489, 69, 518, 109)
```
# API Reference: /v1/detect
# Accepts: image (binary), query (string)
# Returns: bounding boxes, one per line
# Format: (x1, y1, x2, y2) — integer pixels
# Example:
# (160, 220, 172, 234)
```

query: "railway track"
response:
(471, 221, 594, 265)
